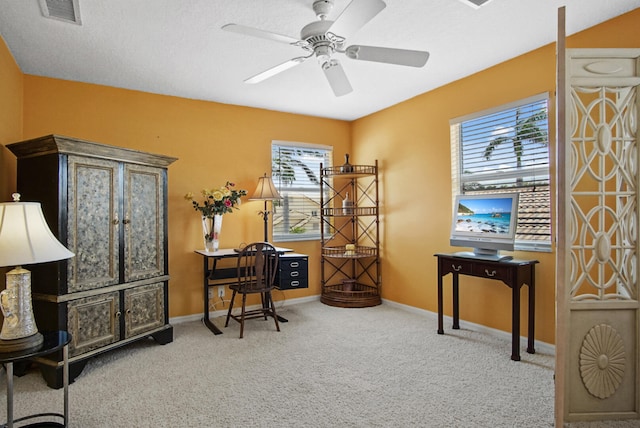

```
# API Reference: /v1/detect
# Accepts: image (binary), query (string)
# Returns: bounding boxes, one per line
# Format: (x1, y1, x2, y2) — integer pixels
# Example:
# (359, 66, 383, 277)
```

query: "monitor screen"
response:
(450, 193, 519, 260)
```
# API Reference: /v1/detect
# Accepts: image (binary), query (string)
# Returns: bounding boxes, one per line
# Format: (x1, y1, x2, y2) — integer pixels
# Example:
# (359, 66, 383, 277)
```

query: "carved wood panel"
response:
(562, 48, 640, 422)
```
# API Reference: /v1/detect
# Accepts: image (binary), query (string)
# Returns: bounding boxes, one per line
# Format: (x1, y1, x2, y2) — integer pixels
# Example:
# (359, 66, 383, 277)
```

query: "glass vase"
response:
(202, 214, 223, 252)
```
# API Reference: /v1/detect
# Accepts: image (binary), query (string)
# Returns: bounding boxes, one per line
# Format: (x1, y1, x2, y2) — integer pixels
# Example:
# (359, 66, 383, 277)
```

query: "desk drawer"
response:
(440, 258, 474, 275)
(473, 263, 512, 282)
(276, 254, 309, 290)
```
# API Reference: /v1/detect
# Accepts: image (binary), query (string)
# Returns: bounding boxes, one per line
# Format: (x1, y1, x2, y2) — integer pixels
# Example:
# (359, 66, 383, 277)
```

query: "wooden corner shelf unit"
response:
(320, 160, 381, 308)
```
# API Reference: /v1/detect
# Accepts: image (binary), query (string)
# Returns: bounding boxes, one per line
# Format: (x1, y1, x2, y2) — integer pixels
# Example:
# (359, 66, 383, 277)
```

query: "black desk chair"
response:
(225, 242, 280, 338)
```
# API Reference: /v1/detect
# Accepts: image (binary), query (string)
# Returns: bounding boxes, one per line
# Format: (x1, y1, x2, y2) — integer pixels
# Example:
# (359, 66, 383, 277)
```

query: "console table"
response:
(434, 253, 538, 361)
(0, 331, 71, 427)
(195, 247, 300, 335)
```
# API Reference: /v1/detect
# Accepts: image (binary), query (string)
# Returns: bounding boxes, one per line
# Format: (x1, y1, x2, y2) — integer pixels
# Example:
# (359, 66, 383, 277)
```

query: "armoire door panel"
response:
(123, 164, 165, 282)
(67, 292, 120, 357)
(67, 156, 120, 292)
(124, 282, 165, 338)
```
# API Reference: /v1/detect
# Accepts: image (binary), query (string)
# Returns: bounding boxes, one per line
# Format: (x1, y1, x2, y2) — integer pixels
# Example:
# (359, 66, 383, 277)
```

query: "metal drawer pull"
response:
(291, 281, 300, 287)
(291, 271, 299, 277)
(290, 262, 299, 268)
(485, 269, 497, 277)
(452, 264, 462, 272)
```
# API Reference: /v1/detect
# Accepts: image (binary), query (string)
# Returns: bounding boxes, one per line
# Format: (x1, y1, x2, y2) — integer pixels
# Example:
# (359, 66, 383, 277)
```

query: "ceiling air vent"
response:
(39, 0, 81, 25)
(457, 0, 494, 9)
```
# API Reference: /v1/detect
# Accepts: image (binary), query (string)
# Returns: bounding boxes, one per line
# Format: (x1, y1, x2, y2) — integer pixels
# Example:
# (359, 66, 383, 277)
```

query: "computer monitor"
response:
(449, 193, 519, 261)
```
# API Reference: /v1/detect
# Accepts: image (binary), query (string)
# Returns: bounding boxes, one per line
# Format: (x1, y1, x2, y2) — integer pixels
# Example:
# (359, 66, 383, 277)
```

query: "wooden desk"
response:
(195, 248, 293, 335)
(434, 253, 538, 361)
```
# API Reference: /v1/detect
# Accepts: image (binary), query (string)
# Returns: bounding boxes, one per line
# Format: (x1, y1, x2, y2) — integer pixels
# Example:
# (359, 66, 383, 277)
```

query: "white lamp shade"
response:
(250, 174, 282, 201)
(0, 201, 74, 267)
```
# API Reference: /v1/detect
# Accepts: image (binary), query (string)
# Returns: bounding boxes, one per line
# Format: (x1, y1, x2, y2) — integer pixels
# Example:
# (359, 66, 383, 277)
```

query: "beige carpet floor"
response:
(0, 300, 636, 427)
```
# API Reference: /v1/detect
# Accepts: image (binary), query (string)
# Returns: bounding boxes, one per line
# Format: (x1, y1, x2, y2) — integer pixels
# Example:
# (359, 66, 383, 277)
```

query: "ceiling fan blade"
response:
(244, 57, 308, 84)
(328, 0, 386, 40)
(345, 45, 429, 67)
(222, 23, 303, 46)
(322, 60, 353, 97)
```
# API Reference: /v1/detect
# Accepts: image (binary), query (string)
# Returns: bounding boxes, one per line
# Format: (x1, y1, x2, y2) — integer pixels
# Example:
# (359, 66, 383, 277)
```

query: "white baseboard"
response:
(169, 294, 321, 325)
(170, 295, 555, 356)
(381, 298, 556, 355)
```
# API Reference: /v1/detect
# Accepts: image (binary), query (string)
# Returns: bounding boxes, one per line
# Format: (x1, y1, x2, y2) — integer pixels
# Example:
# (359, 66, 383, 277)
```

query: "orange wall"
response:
(2, 8, 638, 344)
(0, 35, 22, 282)
(20, 77, 351, 317)
(351, 8, 640, 345)
(0, 35, 22, 199)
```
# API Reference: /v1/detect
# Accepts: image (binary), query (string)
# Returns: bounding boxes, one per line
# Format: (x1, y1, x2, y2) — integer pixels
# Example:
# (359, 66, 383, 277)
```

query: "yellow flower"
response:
(184, 192, 194, 201)
(221, 187, 231, 197)
(212, 190, 223, 201)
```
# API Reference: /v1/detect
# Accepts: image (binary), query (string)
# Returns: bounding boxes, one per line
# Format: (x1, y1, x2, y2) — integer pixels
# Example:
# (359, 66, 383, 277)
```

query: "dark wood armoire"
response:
(8, 135, 176, 388)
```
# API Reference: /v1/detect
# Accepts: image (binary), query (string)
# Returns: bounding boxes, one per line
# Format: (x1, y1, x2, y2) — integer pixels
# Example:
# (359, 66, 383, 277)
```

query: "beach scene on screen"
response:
(455, 198, 513, 235)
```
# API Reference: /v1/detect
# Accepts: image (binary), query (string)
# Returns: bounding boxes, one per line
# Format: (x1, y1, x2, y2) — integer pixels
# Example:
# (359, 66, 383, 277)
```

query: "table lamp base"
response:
(0, 332, 43, 353)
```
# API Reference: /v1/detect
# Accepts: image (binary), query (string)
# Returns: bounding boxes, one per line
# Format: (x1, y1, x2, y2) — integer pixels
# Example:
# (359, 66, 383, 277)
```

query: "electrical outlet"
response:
(217, 286, 225, 298)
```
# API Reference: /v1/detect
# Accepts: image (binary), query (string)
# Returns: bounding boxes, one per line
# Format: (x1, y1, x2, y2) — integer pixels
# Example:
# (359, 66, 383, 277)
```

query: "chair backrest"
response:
(236, 242, 279, 293)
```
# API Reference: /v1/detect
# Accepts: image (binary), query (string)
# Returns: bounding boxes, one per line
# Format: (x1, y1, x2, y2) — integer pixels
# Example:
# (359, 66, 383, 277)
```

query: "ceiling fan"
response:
(222, 0, 430, 97)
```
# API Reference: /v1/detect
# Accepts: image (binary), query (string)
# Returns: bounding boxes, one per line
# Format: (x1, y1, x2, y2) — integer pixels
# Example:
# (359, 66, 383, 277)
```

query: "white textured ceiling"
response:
(0, 0, 638, 120)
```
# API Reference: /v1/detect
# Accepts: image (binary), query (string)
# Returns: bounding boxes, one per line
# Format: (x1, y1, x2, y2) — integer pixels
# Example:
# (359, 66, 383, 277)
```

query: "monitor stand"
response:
(453, 248, 513, 262)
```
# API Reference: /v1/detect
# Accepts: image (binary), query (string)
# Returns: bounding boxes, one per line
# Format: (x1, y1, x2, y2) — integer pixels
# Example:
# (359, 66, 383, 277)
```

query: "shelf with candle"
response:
(344, 243, 356, 256)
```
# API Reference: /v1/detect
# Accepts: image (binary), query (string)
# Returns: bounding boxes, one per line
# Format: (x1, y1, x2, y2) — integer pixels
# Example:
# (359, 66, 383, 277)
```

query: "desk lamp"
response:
(250, 174, 282, 242)
(0, 193, 74, 353)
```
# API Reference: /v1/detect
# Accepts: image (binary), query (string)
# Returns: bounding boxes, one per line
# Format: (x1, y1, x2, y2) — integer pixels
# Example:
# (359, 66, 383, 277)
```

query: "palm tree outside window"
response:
(450, 93, 551, 251)
(271, 141, 332, 242)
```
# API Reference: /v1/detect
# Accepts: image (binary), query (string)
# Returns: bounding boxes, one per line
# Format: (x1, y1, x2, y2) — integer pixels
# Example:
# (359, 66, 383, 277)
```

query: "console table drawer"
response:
(473, 264, 512, 282)
(440, 259, 474, 275)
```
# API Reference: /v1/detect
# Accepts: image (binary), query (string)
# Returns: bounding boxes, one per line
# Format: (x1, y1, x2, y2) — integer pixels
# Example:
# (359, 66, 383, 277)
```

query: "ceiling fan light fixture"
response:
(315, 45, 333, 64)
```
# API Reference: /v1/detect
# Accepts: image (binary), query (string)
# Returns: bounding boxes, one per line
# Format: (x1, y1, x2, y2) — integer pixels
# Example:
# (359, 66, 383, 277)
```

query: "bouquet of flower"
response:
(184, 181, 247, 218)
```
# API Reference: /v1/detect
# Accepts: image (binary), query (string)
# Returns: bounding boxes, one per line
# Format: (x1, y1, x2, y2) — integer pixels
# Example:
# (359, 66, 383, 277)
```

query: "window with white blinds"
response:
(450, 93, 551, 251)
(271, 141, 332, 242)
